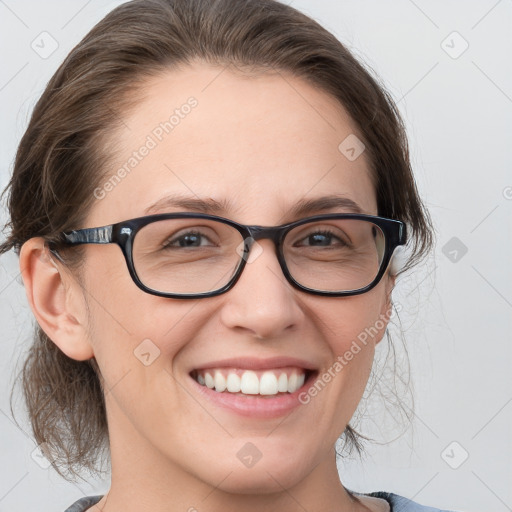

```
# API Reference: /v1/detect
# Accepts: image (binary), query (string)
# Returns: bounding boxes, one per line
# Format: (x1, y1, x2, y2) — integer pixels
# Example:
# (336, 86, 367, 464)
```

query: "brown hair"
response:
(0, 0, 434, 483)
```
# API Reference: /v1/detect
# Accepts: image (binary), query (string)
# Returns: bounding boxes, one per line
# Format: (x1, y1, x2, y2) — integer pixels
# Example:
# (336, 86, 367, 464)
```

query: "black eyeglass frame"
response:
(51, 212, 407, 299)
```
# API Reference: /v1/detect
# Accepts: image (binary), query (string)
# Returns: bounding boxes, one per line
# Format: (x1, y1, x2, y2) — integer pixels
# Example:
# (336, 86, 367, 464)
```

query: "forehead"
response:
(88, 62, 376, 226)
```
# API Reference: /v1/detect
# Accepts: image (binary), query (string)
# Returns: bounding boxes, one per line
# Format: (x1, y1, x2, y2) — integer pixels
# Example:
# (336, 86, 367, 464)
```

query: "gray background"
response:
(0, 1, 511, 511)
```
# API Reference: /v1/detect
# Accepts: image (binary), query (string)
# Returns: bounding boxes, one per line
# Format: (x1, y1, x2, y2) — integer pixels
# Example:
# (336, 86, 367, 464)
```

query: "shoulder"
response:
(359, 491, 460, 512)
(64, 495, 104, 512)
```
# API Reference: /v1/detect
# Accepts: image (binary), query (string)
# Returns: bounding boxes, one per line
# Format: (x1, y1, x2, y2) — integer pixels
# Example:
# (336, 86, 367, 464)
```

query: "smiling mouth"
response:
(189, 367, 316, 396)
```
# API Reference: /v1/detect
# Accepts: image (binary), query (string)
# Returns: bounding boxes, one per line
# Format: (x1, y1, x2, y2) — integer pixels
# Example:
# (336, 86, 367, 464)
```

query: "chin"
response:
(196, 457, 309, 495)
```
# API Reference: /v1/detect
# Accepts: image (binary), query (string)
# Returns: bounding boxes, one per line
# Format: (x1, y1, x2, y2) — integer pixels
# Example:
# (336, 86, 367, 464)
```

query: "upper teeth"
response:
(194, 369, 307, 395)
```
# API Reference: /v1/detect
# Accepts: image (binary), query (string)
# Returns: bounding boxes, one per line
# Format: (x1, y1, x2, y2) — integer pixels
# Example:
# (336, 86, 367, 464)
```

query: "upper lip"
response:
(191, 356, 318, 372)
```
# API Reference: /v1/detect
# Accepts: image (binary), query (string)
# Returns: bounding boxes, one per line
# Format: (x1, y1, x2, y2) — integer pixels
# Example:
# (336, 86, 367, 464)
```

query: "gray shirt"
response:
(64, 492, 459, 511)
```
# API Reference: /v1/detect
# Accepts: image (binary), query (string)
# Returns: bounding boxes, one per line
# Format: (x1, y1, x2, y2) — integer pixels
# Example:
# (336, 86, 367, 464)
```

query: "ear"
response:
(19, 237, 94, 361)
(375, 271, 396, 347)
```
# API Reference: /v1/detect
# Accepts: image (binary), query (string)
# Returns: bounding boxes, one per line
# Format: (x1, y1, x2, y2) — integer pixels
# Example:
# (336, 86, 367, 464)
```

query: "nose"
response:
(219, 238, 305, 339)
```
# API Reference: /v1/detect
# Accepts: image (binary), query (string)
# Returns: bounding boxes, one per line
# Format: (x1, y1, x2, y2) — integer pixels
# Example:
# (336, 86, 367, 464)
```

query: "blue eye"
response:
(294, 229, 350, 248)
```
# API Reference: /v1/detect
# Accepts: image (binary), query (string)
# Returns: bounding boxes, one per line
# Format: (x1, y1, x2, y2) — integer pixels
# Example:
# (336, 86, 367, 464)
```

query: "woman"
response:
(0, 0, 454, 511)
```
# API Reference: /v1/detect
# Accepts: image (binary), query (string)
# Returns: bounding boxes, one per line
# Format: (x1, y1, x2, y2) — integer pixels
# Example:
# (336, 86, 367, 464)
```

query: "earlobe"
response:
(386, 272, 396, 299)
(19, 237, 94, 361)
(375, 272, 396, 347)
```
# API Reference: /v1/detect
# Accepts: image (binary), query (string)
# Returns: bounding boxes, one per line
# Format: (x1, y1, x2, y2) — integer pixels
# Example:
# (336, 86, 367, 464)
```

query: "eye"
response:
(162, 230, 216, 249)
(294, 228, 350, 248)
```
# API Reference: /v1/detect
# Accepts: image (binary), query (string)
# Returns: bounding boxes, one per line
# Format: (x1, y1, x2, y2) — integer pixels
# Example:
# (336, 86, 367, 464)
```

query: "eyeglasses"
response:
(50, 212, 407, 299)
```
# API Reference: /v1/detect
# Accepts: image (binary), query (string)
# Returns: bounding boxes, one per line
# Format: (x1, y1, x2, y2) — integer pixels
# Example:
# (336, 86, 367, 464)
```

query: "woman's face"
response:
(75, 62, 394, 493)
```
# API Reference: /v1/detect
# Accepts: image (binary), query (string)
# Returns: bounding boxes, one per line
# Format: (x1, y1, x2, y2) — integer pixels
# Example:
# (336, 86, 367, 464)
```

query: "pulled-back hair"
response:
(0, 0, 434, 482)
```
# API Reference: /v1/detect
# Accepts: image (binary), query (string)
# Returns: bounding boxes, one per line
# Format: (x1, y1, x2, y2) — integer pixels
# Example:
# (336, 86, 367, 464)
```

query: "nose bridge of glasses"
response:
(236, 225, 292, 293)
(245, 225, 284, 246)
(237, 225, 286, 268)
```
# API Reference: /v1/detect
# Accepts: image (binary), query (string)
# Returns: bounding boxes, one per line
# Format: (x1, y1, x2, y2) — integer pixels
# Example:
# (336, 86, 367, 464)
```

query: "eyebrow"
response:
(143, 193, 365, 218)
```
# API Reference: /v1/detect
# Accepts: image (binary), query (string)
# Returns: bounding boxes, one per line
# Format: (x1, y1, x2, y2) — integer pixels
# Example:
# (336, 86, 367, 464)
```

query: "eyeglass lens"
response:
(132, 217, 386, 295)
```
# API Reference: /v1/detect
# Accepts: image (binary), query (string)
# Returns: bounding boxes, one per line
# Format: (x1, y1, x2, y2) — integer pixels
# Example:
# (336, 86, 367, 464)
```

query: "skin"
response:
(20, 62, 396, 512)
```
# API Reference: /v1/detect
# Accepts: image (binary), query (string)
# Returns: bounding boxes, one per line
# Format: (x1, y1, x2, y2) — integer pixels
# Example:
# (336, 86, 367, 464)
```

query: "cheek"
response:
(304, 291, 389, 416)
(84, 285, 213, 440)
(86, 292, 202, 376)
(81, 253, 208, 388)
(313, 289, 389, 357)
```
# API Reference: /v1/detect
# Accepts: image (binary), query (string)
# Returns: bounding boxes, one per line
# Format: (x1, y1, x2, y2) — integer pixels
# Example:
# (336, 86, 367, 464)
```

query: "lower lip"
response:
(189, 371, 317, 419)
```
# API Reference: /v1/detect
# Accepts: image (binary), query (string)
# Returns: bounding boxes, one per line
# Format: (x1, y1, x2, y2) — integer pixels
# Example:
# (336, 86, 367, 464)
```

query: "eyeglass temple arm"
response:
(59, 225, 114, 245)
